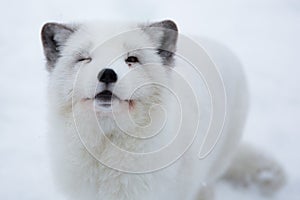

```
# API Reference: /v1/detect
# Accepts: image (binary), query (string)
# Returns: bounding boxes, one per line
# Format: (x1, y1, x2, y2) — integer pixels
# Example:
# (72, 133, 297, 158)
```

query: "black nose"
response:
(97, 68, 118, 84)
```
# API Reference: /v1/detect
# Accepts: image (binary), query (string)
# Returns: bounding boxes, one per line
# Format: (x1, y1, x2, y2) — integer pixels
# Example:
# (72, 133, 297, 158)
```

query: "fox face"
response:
(42, 20, 178, 133)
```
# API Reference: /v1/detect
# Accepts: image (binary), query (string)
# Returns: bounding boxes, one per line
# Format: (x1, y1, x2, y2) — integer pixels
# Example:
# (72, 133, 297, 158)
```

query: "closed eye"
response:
(125, 56, 139, 63)
(77, 57, 92, 63)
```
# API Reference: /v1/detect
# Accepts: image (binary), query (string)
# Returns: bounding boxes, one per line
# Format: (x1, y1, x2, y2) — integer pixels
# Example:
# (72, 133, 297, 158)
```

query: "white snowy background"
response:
(0, 0, 299, 199)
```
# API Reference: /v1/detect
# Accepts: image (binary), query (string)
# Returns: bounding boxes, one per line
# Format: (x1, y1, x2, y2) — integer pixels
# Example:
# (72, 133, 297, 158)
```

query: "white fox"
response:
(41, 19, 285, 200)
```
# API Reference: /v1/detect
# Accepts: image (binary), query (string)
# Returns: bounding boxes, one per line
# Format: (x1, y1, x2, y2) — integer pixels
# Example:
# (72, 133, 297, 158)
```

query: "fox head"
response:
(41, 20, 179, 135)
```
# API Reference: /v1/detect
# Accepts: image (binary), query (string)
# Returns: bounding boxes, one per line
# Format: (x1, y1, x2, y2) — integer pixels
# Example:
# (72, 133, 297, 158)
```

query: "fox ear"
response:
(41, 23, 75, 71)
(145, 20, 178, 65)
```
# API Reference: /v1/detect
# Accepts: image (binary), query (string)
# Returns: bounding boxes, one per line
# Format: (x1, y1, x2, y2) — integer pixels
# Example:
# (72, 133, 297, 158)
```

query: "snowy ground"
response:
(1, 0, 299, 199)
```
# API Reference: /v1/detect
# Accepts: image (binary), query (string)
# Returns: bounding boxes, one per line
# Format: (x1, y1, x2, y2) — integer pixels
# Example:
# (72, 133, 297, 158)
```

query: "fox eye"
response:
(77, 57, 92, 63)
(125, 56, 139, 63)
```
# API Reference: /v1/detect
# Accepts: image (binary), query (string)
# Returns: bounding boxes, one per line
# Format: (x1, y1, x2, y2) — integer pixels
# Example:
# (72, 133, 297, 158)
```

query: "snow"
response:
(0, 0, 299, 199)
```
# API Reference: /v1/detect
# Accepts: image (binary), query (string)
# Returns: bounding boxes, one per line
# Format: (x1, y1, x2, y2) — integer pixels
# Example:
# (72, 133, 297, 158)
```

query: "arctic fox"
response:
(41, 20, 285, 200)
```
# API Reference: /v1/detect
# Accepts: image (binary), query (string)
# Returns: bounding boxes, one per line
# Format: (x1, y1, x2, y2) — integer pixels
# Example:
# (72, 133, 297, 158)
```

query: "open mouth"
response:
(95, 90, 116, 102)
(94, 90, 120, 107)
(94, 90, 134, 109)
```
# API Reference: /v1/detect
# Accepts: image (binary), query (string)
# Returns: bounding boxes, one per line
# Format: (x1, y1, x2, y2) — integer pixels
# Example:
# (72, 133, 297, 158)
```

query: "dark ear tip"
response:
(41, 22, 56, 33)
(41, 22, 75, 71)
(41, 23, 58, 41)
(149, 19, 178, 32)
(41, 22, 74, 37)
(161, 20, 178, 32)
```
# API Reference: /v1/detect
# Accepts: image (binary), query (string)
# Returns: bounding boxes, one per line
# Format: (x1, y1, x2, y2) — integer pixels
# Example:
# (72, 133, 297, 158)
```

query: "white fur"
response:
(45, 21, 284, 200)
